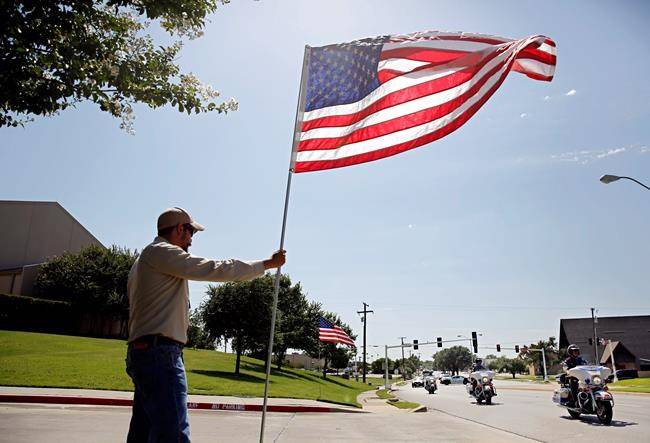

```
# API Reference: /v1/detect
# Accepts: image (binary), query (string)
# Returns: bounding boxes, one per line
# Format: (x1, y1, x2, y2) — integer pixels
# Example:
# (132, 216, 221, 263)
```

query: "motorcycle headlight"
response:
(482, 376, 489, 383)
(592, 376, 602, 385)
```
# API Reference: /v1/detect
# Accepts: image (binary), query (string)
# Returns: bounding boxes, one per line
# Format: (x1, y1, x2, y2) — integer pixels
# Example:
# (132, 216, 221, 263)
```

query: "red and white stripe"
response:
(292, 32, 556, 173)
(319, 325, 356, 347)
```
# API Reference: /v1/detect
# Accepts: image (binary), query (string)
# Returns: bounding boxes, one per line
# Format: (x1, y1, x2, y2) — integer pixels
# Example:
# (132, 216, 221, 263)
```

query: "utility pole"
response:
(357, 302, 373, 383)
(591, 307, 599, 364)
(399, 336, 406, 378)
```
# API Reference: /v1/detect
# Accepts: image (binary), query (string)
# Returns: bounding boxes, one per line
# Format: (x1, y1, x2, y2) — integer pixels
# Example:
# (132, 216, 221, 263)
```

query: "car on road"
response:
(411, 376, 424, 388)
(451, 375, 468, 384)
(439, 374, 452, 385)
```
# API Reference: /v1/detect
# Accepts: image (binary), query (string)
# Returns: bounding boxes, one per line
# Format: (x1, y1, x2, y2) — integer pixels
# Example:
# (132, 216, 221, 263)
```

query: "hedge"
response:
(0, 293, 79, 334)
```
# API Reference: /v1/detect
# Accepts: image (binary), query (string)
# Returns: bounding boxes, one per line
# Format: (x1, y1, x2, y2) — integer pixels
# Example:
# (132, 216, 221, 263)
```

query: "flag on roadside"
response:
(319, 317, 356, 347)
(292, 31, 556, 173)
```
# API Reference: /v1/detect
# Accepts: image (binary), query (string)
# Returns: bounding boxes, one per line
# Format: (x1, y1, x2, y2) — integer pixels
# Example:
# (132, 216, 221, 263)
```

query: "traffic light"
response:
(471, 331, 478, 353)
(496, 344, 501, 352)
(588, 338, 593, 346)
(413, 339, 419, 350)
(515, 345, 520, 353)
(437, 337, 443, 348)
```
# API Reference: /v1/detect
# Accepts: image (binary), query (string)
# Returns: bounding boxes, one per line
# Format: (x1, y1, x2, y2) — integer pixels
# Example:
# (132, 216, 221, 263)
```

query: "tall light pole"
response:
(357, 303, 373, 383)
(600, 174, 650, 191)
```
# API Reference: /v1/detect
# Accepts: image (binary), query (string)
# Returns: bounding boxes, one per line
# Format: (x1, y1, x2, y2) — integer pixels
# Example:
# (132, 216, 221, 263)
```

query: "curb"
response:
(0, 395, 364, 413)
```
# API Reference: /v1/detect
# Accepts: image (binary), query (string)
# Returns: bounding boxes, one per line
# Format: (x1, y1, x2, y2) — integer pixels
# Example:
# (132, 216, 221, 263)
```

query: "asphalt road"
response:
(1, 382, 648, 442)
(395, 380, 649, 442)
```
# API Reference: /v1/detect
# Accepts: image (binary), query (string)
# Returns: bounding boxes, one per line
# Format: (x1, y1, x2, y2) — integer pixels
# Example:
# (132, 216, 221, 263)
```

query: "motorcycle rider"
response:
(562, 344, 587, 406)
(470, 358, 487, 391)
(471, 358, 487, 372)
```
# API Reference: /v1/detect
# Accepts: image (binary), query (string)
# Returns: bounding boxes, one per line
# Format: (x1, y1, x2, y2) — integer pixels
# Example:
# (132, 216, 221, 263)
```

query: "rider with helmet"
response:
(471, 358, 487, 372)
(470, 358, 487, 391)
(562, 344, 587, 406)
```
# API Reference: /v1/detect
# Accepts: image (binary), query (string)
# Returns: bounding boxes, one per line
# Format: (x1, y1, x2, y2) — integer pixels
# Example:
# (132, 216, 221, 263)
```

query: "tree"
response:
(186, 309, 214, 350)
(521, 337, 560, 376)
(485, 354, 497, 359)
(371, 357, 394, 374)
(395, 354, 420, 378)
(35, 244, 137, 336)
(200, 272, 315, 374)
(432, 346, 473, 375)
(1, 1, 237, 132)
(201, 277, 272, 375)
(502, 358, 528, 378)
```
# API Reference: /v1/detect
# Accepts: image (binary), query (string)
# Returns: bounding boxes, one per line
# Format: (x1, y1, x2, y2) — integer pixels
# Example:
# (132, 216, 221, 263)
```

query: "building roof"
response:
(0, 200, 103, 269)
(560, 315, 650, 364)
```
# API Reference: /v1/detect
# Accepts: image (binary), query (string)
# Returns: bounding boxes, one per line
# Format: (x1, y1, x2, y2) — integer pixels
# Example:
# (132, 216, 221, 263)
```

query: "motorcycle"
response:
(424, 376, 437, 394)
(552, 365, 614, 424)
(466, 370, 496, 404)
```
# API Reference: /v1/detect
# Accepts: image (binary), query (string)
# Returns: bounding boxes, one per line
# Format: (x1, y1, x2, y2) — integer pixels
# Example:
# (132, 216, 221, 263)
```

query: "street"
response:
(1, 381, 648, 442)
(394, 380, 648, 442)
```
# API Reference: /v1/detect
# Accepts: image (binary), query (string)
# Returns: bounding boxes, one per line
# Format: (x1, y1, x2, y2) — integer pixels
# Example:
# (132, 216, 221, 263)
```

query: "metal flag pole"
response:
(259, 45, 311, 443)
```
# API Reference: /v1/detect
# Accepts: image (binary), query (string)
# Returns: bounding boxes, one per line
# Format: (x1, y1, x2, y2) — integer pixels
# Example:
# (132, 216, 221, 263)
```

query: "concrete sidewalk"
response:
(0, 386, 364, 413)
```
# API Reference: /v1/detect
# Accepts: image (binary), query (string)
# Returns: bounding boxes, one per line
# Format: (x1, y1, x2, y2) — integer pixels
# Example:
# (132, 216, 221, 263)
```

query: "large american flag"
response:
(292, 31, 556, 173)
(319, 317, 355, 347)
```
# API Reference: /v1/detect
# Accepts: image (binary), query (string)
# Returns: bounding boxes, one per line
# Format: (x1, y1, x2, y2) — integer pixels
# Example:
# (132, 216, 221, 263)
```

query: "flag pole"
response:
(259, 45, 311, 443)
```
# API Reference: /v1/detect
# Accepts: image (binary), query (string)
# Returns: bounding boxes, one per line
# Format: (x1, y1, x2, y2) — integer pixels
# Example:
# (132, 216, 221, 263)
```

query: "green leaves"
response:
(1, 1, 236, 132)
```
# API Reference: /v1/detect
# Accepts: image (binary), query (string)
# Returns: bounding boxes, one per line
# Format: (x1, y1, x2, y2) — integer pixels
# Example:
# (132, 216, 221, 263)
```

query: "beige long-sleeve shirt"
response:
(127, 236, 265, 344)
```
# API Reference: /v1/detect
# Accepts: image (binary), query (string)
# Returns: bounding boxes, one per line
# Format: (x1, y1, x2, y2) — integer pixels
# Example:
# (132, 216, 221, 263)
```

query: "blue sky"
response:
(2, 0, 649, 361)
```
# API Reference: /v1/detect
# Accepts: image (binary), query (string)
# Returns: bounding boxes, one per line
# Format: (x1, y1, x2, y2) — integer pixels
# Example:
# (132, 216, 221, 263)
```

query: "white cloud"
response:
(550, 144, 647, 164)
(543, 95, 551, 101)
(408, 224, 414, 229)
(565, 89, 577, 96)
(520, 113, 528, 118)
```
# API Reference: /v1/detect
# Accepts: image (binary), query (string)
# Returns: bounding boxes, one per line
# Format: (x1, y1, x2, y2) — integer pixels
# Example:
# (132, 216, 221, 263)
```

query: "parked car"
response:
(451, 375, 468, 384)
(615, 369, 638, 380)
(439, 374, 452, 385)
(411, 376, 424, 388)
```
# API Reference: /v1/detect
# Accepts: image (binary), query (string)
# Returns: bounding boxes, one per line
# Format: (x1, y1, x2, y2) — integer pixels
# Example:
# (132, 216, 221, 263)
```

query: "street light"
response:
(600, 174, 650, 191)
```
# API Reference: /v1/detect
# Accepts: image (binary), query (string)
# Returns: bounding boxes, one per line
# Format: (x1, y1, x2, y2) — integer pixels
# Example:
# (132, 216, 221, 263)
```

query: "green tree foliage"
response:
(201, 276, 273, 375)
(521, 337, 560, 375)
(432, 346, 473, 375)
(371, 357, 394, 375)
(201, 273, 317, 374)
(395, 354, 420, 378)
(186, 308, 214, 350)
(35, 244, 137, 335)
(489, 356, 528, 378)
(1, 0, 237, 132)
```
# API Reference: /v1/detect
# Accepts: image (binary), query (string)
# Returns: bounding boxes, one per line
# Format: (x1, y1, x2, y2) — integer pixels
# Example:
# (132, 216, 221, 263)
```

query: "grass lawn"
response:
(0, 330, 373, 407)
(389, 400, 420, 409)
(608, 378, 650, 393)
(376, 389, 392, 399)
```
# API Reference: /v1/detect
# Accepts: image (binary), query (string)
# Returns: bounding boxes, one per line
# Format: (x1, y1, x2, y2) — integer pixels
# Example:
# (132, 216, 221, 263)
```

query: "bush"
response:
(0, 293, 78, 334)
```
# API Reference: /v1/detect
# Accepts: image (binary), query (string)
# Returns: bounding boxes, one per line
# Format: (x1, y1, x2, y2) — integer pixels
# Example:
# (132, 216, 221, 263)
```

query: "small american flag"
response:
(319, 317, 355, 347)
(292, 31, 556, 173)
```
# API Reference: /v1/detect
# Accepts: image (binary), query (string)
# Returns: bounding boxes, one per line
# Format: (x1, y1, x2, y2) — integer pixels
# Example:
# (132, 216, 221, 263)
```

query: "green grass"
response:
(376, 389, 392, 399)
(608, 378, 650, 393)
(389, 400, 420, 409)
(375, 388, 421, 410)
(0, 330, 374, 407)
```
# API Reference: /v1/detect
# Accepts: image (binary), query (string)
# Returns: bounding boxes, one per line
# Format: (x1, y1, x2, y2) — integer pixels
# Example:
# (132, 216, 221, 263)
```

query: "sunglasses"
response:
(182, 224, 196, 237)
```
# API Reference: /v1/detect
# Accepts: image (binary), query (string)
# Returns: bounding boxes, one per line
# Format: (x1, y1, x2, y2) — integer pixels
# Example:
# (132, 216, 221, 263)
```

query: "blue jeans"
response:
(125, 343, 190, 442)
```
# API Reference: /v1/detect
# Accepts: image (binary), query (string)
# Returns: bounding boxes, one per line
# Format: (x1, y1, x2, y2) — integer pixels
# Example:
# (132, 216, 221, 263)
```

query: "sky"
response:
(2, 0, 649, 362)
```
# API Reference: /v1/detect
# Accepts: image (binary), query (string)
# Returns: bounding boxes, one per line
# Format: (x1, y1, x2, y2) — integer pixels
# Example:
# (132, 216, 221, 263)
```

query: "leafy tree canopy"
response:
(432, 346, 473, 375)
(35, 244, 137, 316)
(1, 0, 237, 132)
